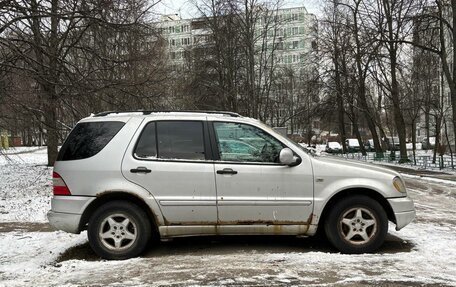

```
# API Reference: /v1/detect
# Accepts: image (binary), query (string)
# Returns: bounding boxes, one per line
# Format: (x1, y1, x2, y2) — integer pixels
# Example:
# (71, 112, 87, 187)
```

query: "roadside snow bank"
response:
(403, 173, 456, 186)
(0, 231, 86, 286)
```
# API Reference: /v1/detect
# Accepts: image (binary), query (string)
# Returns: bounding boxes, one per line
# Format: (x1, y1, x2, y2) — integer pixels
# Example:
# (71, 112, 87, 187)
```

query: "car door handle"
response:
(217, 168, 238, 175)
(130, 167, 151, 174)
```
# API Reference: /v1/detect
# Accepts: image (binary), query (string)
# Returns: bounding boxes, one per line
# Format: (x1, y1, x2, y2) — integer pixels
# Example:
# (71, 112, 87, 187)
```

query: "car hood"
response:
(310, 155, 400, 179)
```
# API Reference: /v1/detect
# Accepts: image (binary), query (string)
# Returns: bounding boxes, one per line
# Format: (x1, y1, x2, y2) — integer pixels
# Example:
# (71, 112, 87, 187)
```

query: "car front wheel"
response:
(88, 200, 152, 260)
(324, 195, 388, 254)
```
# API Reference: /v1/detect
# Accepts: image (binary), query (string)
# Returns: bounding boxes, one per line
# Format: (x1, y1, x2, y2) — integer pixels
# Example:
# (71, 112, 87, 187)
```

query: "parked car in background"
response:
(364, 139, 375, 152)
(421, 137, 436, 150)
(325, 141, 342, 153)
(346, 138, 361, 152)
(384, 137, 400, 151)
(48, 111, 415, 259)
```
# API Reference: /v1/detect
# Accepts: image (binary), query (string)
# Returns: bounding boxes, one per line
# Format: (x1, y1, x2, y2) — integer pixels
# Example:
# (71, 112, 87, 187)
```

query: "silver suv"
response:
(48, 111, 415, 259)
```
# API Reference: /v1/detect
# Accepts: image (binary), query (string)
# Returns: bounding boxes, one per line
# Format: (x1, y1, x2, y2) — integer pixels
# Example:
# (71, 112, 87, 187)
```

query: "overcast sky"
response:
(154, 0, 322, 19)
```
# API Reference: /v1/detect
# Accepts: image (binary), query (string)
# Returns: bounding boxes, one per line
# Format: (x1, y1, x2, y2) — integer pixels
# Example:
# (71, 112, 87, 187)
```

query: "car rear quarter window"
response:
(134, 122, 157, 159)
(134, 121, 206, 161)
(57, 121, 125, 161)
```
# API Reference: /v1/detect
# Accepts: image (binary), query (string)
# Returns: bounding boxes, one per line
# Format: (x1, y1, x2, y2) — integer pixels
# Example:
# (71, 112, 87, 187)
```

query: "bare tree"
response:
(372, 0, 419, 162)
(0, 0, 165, 165)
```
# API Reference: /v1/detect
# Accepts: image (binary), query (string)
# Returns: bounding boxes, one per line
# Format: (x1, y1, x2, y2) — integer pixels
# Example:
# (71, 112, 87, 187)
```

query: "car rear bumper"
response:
(47, 195, 96, 234)
(47, 211, 82, 234)
(387, 196, 416, 231)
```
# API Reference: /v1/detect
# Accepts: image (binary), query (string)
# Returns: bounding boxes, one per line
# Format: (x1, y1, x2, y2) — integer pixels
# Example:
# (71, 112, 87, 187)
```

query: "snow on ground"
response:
(0, 147, 51, 222)
(1, 149, 456, 286)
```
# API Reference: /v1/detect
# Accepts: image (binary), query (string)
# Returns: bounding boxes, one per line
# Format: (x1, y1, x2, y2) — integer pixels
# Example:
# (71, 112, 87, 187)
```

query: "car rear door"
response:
(122, 118, 217, 225)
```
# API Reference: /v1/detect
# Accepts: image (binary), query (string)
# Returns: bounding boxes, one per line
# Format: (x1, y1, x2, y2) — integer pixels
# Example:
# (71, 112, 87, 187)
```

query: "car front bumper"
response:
(387, 196, 416, 230)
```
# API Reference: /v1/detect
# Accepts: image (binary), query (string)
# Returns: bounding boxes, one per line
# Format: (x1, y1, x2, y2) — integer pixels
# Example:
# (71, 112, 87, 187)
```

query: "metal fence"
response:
(334, 151, 456, 170)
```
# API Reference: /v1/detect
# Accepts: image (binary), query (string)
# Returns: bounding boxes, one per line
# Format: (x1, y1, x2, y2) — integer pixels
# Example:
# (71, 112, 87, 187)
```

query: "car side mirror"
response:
(279, 148, 301, 167)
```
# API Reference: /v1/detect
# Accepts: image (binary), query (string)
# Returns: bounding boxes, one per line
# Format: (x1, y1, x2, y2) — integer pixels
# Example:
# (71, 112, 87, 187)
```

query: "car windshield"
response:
(347, 139, 360, 146)
(328, 142, 340, 148)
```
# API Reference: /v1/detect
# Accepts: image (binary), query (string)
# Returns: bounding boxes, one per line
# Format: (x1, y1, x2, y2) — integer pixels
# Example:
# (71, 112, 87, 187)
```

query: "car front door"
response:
(122, 119, 217, 225)
(211, 121, 313, 225)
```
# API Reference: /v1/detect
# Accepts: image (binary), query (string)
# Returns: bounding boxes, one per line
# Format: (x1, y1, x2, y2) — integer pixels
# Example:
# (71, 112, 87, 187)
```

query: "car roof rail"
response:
(93, 110, 241, 117)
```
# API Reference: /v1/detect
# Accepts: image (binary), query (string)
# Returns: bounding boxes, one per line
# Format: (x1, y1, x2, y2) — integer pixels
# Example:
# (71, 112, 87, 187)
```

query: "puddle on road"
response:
(379, 234, 415, 253)
(57, 233, 414, 263)
(57, 242, 100, 262)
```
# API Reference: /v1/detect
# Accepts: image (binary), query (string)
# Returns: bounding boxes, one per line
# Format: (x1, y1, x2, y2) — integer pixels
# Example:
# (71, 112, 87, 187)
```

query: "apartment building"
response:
(156, 6, 319, 135)
(412, 6, 455, 147)
(158, 7, 317, 66)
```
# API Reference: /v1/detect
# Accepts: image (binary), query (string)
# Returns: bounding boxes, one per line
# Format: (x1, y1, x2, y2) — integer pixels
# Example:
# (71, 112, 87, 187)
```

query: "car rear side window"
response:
(57, 121, 125, 161)
(134, 121, 206, 161)
(134, 122, 157, 159)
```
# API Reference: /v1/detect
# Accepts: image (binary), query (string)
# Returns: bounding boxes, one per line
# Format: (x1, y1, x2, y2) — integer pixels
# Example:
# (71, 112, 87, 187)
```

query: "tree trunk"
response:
(433, 115, 442, 164)
(444, 118, 454, 168)
(352, 0, 382, 157)
(352, 119, 365, 156)
(390, 50, 408, 162)
(333, 49, 347, 153)
(43, 89, 59, 166)
(411, 120, 417, 165)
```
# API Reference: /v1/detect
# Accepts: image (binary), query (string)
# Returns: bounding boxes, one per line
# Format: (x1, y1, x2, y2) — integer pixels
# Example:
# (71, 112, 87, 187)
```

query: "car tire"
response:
(324, 195, 388, 254)
(88, 200, 152, 260)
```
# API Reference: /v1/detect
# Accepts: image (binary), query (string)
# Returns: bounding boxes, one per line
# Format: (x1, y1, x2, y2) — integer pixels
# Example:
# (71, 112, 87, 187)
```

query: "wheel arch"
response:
(316, 188, 396, 233)
(79, 191, 159, 235)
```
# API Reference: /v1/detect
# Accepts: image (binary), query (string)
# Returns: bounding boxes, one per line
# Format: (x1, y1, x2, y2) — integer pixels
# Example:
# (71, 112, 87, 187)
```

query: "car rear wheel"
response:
(88, 200, 152, 260)
(324, 195, 388, 254)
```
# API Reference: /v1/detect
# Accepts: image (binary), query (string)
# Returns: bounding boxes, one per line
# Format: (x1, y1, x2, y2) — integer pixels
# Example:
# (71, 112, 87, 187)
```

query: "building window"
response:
(311, 40, 317, 50)
(292, 27, 298, 35)
(292, 41, 299, 49)
(182, 37, 190, 46)
(276, 42, 283, 50)
(292, 54, 298, 63)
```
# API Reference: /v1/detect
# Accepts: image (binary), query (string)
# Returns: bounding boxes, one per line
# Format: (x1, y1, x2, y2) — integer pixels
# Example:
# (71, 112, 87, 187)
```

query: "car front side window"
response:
(213, 122, 284, 163)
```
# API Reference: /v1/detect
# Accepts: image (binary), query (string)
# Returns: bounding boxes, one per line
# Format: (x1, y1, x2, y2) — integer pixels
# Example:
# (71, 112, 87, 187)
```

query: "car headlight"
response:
(393, 176, 406, 193)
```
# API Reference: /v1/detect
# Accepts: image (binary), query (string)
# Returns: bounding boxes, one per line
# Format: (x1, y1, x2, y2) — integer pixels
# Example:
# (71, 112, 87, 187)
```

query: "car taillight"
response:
(53, 172, 71, 196)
